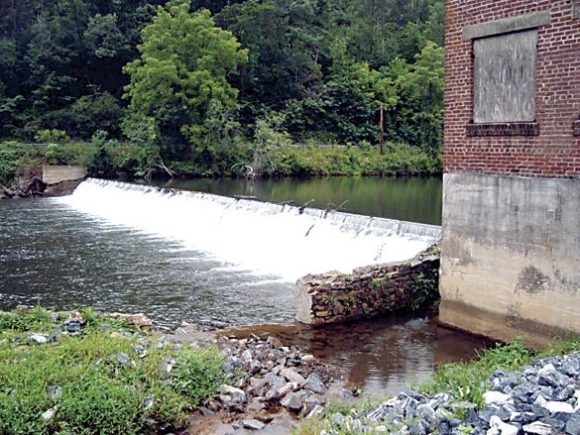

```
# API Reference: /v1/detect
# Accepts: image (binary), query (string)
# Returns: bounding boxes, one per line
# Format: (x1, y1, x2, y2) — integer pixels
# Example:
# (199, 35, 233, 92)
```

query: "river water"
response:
(148, 176, 443, 225)
(0, 176, 490, 397)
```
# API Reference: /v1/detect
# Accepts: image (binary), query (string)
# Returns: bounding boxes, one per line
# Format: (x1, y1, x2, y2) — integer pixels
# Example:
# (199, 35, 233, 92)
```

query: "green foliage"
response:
(86, 145, 116, 179)
(251, 113, 291, 176)
(410, 271, 439, 312)
(172, 345, 227, 406)
(84, 13, 128, 59)
(0, 144, 20, 186)
(67, 92, 125, 140)
(0, 0, 445, 172)
(123, 2, 248, 157)
(0, 307, 227, 435)
(420, 340, 532, 410)
(266, 143, 441, 178)
(34, 129, 71, 144)
(0, 306, 53, 332)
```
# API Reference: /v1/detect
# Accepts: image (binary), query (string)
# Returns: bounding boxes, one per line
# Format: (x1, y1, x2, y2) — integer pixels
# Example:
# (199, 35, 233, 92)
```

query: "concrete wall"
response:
(43, 165, 85, 184)
(440, 173, 580, 346)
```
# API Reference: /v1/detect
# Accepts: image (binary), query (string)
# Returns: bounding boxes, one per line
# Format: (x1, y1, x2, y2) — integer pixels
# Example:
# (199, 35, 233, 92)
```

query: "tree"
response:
(216, 0, 325, 115)
(384, 41, 444, 153)
(123, 0, 248, 159)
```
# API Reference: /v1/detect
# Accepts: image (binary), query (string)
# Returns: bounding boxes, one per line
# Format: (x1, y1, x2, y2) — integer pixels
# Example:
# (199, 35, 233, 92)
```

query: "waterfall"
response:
(57, 178, 441, 281)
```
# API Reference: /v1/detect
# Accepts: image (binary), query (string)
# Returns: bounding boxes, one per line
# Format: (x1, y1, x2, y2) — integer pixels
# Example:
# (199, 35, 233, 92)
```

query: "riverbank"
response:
(0, 141, 441, 187)
(297, 338, 580, 435)
(2, 307, 579, 435)
(0, 307, 351, 435)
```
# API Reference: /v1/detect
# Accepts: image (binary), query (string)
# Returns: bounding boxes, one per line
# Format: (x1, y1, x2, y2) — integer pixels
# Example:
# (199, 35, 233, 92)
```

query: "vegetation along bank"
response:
(0, 0, 443, 182)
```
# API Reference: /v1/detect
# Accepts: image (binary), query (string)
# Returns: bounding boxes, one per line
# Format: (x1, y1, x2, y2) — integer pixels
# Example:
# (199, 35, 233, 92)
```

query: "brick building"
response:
(440, 1, 580, 346)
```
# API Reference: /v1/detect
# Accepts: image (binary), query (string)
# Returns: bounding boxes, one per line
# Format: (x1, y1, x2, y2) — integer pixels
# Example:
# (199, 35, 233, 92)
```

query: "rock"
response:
(280, 367, 306, 385)
(532, 395, 551, 417)
(28, 333, 56, 344)
(303, 373, 326, 394)
(143, 394, 154, 410)
(565, 413, 580, 435)
(335, 388, 354, 400)
(409, 418, 430, 435)
(301, 354, 316, 364)
(42, 406, 58, 420)
(306, 404, 325, 419)
(489, 415, 520, 435)
(538, 364, 568, 389)
(219, 384, 247, 405)
(199, 406, 213, 416)
(553, 386, 576, 402)
(159, 357, 176, 378)
(545, 401, 574, 414)
(241, 349, 253, 363)
(267, 336, 283, 348)
(510, 411, 537, 424)
(242, 419, 266, 430)
(437, 419, 452, 435)
(523, 421, 552, 435)
(108, 312, 152, 328)
(540, 417, 566, 432)
(301, 394, 323, 417)
(110, 353, 131, 367)
(485, 391, 515, 405)
(416, 403, 437, 423)
(480, 404, 513, 423)
(281, 392, 305, 411)
(47, 385, 62, 401)
(273, 382, 294, 400)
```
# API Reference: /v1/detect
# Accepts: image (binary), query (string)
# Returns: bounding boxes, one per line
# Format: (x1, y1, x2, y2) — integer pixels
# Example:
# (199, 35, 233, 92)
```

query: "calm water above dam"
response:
(0, 176, 489, 396)
(148, 176, 443, 225)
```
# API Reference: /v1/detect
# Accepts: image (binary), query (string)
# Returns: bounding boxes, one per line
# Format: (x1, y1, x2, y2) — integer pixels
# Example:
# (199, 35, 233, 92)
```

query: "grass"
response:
(420, 336, 580, 409)
(0, 307, 226, 435)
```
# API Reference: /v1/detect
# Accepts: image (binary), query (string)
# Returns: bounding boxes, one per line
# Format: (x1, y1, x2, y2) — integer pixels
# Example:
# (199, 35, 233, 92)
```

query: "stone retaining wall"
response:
(295, 247, 440, 326)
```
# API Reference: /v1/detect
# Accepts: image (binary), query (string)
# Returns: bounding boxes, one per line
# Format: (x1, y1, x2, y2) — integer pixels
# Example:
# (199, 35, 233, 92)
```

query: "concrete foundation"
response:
(439, 173, 580, 347)
(43, 165, 85, 184)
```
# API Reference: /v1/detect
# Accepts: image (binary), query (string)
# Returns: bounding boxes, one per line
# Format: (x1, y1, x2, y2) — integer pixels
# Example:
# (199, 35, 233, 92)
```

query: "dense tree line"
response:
(0, 0, 443, 175)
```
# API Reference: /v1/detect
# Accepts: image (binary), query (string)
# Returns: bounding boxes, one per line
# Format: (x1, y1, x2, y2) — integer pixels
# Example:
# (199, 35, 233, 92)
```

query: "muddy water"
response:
(219, 315, 491, 398)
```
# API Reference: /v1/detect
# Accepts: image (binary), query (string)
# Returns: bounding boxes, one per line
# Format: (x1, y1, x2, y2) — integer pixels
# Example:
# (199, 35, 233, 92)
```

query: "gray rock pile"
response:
(322, 353, 580, 435)
(201, 334, 347, 423)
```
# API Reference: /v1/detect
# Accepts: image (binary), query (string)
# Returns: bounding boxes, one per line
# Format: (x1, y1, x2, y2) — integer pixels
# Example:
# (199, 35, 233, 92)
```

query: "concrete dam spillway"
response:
(58, 178, 441, 282)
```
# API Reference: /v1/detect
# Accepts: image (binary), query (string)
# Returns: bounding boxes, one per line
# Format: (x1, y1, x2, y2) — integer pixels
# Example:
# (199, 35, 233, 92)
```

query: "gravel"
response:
(321, 353, 580, 435)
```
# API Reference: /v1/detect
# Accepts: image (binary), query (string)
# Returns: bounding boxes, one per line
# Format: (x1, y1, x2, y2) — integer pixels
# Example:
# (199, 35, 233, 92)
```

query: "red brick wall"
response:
(444, 1, 580, 177)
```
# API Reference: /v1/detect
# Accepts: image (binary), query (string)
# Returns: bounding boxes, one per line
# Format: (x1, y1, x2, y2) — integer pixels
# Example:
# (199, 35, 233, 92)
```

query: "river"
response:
(0, 176, 490, 397)
(147, 176, 443, 225)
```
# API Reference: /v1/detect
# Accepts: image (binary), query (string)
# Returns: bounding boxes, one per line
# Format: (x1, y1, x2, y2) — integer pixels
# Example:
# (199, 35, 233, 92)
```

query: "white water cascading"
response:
(57, 178, 440, 281)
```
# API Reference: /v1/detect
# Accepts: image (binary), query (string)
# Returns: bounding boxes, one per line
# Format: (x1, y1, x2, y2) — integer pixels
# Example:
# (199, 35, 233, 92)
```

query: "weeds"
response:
(0, 307, 225, 435)
(419, 339, 531, 409)
(371, 278, 383, 292)
(410, 271, 439, 312)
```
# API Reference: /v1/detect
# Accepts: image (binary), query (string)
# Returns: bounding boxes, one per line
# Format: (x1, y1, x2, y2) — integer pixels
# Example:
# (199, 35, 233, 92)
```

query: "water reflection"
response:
(149, 176, 443, 225)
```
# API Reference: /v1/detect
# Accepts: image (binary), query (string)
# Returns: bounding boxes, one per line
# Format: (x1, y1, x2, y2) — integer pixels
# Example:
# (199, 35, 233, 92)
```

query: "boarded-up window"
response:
(473, 30, 537, 123)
